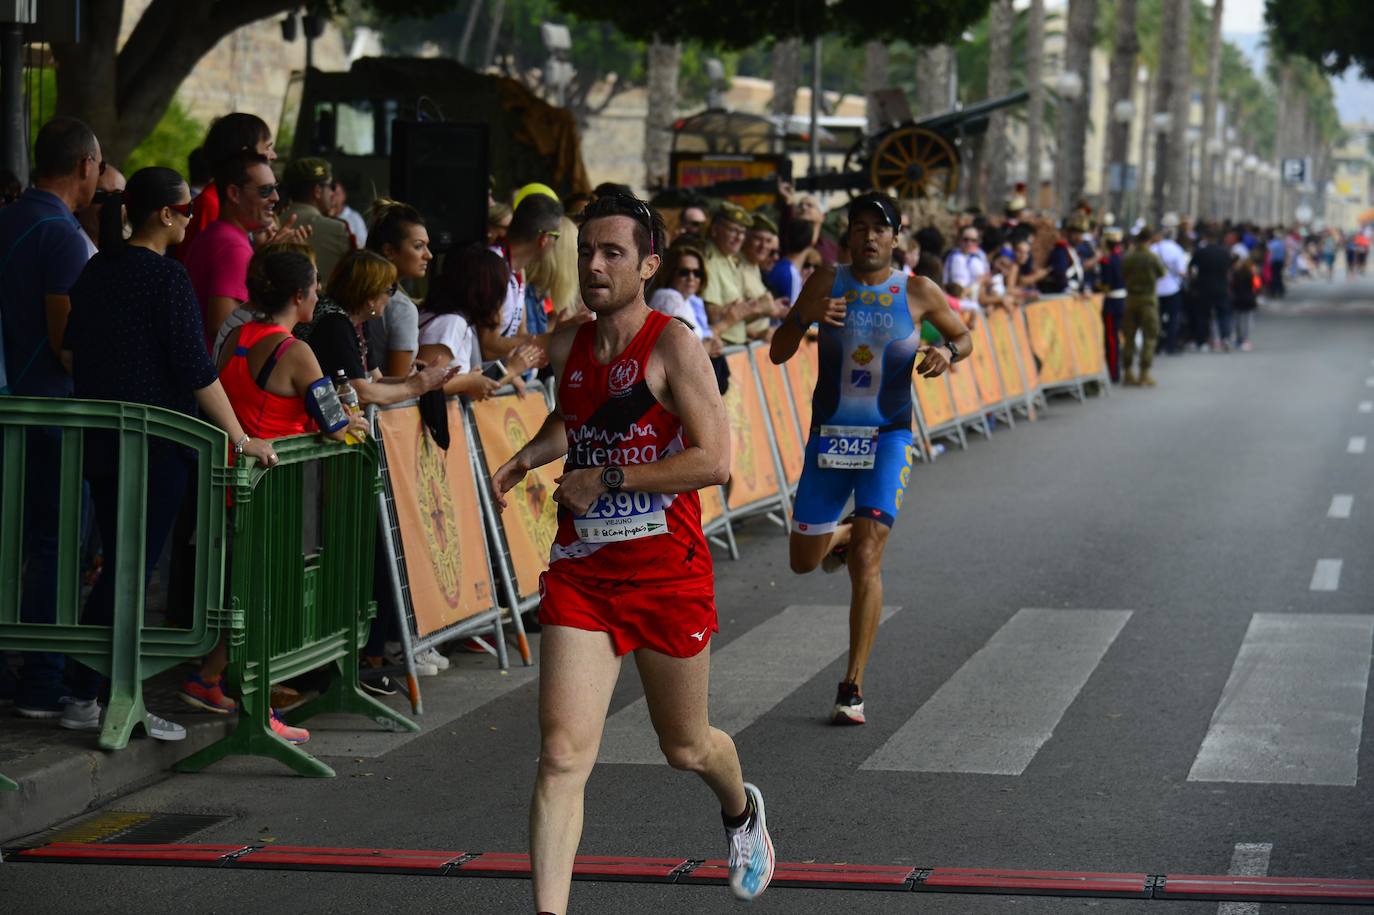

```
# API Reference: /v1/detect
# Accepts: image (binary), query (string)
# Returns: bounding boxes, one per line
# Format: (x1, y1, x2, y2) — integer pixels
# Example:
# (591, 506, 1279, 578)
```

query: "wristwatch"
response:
(944, 339, 961, 361)
(601, 466, 625, 491)
(233, 434, 251, 456)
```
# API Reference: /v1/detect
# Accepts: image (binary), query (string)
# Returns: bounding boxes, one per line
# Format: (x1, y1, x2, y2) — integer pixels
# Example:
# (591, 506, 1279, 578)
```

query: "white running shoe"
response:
(727, 782, 775, 902)
(385, 641, 437, 676)
(416, 647, 450, 671)
(143, 711, 186, 741)
(59, 697, 101, 731)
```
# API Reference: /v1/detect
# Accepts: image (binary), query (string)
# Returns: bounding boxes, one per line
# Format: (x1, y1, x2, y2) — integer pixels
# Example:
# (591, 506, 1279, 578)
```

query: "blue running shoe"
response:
(727, 782, 774, 902)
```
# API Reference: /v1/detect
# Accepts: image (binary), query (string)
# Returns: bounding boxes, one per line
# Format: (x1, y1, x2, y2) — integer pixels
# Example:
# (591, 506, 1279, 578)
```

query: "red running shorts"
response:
(538, 572, 718, 658)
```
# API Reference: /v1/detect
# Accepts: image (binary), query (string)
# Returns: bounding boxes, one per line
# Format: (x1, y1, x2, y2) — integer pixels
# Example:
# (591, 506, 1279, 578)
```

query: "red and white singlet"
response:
(540, 309, 717, 657)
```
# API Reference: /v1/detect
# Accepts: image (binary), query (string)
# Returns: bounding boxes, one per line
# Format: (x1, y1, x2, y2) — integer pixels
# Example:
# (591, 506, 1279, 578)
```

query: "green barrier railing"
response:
(0, 397, 231, 752)
(176, 433, 416, 779)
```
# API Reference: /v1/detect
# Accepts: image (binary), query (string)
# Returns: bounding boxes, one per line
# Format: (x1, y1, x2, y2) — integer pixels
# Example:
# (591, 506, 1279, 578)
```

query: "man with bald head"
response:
(76, 163, 126, 254)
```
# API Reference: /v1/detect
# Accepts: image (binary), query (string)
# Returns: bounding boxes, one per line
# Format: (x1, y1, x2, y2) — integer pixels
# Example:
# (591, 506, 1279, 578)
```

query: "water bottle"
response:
(333, 370, 362, 444)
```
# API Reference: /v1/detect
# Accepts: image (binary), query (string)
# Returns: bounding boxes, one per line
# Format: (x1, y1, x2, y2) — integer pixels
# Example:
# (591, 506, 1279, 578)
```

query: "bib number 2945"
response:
(574, 491, 669, 543)
(817, 424, 878, 470)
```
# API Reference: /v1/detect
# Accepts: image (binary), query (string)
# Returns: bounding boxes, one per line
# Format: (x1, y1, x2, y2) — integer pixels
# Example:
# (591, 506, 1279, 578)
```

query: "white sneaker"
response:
(727, 782, 775, 902)
(416, 647, 450, 671)
(143, 711, 185, 741)
(59, 697, 101, 731)
(384, 642, 437, 676)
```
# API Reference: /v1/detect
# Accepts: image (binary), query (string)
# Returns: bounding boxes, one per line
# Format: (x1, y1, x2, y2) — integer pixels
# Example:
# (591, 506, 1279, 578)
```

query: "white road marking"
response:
(1359, 401, 1373, 413)
(598, 604, 899, 765)
(1217, 842, 1273, 915)
(1328, 494, 1354, 519)
(1189, 614, 1374, 786)
(860, 609, 1132, 775)
(1348, 436, 1366, 454)
(1309, 559, 1342, 591)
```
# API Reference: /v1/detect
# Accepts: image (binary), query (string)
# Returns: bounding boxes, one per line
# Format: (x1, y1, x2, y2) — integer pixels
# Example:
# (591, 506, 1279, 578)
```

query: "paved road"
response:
(6, 280, 1374, 913)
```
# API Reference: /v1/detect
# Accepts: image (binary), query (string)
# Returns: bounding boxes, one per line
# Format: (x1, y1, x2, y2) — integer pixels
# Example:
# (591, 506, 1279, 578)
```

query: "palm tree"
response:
(643, 38, 682, 192)
(916, 44, 953, 117)
(1165, 0, 1191, 217)
(984, 0, 1014, 212)
(863, 41, 889, 136)
(1149, 0, 1189, 224)
(1103, 0, 1140, 221)
(1054, 0, 1099, 213)
(1198, 0, 1224, 219)
(1025, 0, 1045, 209)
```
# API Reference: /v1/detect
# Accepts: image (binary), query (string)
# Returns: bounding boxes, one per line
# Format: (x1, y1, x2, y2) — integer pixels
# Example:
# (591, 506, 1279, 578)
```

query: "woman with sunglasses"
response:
(60, 167, 278, 740)
(648, 242, 712, 339)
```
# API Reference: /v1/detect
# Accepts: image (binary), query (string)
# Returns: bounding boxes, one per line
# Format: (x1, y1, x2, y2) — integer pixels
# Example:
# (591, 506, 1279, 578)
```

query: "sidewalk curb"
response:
(0, 717, 231, 845)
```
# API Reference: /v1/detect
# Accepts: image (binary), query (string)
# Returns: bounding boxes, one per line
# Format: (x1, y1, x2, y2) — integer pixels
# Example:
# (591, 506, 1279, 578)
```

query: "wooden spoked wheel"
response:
(867, 126, 959, 199)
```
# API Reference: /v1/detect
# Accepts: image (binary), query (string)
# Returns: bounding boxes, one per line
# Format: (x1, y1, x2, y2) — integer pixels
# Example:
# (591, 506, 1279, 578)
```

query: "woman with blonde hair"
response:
(524, 214, 586, 330)
(300, 249, 451, 405)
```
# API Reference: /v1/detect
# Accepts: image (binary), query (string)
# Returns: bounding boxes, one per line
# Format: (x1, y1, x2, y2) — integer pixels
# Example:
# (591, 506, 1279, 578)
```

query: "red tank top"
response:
(548, 310, 713, 590)
(219, 323, 313, 440)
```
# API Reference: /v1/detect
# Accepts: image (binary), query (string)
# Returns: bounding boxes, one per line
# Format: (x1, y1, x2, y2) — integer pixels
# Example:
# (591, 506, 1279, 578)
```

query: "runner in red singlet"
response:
(493, 194, 774, 914)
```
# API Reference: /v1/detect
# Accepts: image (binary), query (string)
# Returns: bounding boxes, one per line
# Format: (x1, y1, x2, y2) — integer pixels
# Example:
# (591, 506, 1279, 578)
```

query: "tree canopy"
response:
(1265, 0, 1374, 79)
(551, 0, 993, 47)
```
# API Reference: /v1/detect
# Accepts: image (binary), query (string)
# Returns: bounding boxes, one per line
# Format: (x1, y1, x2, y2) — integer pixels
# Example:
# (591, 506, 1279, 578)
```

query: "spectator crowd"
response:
(1, 110, 1367, 745)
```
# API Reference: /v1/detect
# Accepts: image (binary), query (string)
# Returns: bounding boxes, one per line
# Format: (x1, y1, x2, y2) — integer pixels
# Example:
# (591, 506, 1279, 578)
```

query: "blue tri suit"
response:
(793, 265, 920, 535)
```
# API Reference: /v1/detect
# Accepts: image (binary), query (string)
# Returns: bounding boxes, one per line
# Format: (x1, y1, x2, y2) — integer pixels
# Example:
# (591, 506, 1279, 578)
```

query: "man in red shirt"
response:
(493, 194, 774, 913)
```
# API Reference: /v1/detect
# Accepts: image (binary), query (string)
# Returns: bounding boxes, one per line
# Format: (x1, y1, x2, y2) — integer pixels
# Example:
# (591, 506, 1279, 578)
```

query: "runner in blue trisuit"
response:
(770, 193, 972, 725)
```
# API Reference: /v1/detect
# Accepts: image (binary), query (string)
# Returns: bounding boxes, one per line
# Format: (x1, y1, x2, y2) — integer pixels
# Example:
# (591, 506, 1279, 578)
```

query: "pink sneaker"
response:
(270, 710, 309, 744)
(178, 673, 236, 715)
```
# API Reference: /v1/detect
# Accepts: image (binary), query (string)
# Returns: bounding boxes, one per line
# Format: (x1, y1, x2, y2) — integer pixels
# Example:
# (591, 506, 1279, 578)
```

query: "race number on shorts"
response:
(817, 424, 879, 470)
(574, 491, 670, 543)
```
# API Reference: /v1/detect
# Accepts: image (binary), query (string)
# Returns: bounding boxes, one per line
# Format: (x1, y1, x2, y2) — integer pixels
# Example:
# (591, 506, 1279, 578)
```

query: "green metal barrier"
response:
(0, 397, 231, 750)
(176, 433, 416, 778)
(0, 773, 17, 790)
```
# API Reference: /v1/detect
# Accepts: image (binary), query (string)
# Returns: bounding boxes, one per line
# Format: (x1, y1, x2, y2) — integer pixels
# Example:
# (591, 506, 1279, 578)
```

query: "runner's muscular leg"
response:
(531, 625, 623, 915)
(844, 518, 890, 689)
(635, 645, 748, 818)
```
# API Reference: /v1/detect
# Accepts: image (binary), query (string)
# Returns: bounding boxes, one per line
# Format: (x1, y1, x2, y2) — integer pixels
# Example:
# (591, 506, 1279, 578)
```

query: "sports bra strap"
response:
(254, 335, 298, 390)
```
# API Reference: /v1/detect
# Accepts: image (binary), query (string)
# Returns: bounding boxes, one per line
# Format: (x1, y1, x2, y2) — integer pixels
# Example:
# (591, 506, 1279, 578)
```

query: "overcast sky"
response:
(1222, 0, 1266, 34)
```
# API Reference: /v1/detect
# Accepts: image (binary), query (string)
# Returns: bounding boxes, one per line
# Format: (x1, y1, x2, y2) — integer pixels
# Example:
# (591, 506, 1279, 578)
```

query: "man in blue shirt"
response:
(0, 116, 100, 716)
(1266, 230, 1287, 298)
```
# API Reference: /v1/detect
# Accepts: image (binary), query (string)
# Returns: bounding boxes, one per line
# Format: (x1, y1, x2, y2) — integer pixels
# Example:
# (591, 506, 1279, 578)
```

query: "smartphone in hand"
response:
(481, 360, 507, 382)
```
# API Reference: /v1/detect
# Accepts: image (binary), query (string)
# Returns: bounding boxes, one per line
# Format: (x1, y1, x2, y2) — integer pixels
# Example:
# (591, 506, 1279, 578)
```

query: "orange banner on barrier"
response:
(967, 319, 1005, 407)
(469, 393, 560, 600)
(946, 361, 981, 420)
(1024, 298, 1076, 386)
(1065, 295, 1106, 378)
(987, 310, 1026, 400)
(784, 337, 818, 440)
(724, 349, 781, 509)
(752, 348, 804, 484)
(1011, 307, 1041, 392)
(377, 404, 493, 637)
(915, 370, 956, 428)
(700, 485, 726, 527)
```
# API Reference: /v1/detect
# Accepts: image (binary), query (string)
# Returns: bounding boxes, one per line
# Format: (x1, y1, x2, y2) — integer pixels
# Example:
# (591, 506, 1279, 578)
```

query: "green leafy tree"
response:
(1265, 0, 1374, 79)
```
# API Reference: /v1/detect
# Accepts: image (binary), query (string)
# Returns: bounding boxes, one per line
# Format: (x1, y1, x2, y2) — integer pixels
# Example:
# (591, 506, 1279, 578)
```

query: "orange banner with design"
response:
(1066, 295, 1106, 377)
(469, 393, 561, 600)
(751, 347, 804, 484)
(1011, 307, 1041, 391)
(967, 319, 1006, 408)
(784, 337, 818, 439)
(946, 361, 981, 420)
(724, 349, 781, 509)
(377, 404, 494, 637)
(915, 371, 955, 429)
(988, 310, 1026, 400)
(1024, 297, 1076, 386)
(700, 485, 726, 527)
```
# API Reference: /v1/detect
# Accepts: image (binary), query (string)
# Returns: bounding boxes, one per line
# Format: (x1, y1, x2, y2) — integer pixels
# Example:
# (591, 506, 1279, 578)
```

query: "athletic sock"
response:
(722, 793, 755, 831)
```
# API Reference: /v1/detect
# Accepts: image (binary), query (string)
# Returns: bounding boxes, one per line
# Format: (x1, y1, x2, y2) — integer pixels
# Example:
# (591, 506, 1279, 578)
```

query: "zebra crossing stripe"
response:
(598, 604, 899, 765)
(1327, 494, 1353, 519)
(1188, 614, 1374, 786)
(1217, 843, 1273, 915)
(860, 609, 1132, 776)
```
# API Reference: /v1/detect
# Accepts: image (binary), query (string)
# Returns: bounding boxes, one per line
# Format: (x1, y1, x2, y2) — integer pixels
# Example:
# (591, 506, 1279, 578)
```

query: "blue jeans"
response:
(68, 446, 191, 702)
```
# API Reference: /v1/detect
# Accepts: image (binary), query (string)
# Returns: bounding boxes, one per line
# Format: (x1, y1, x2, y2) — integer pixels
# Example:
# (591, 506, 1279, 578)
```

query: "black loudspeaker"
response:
(390, 120, 489, 252)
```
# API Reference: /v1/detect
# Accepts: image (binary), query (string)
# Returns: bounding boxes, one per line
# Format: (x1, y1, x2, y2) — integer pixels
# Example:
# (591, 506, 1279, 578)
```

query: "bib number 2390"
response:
(817, 424, 878, 470)
(574, 491, 669, 543)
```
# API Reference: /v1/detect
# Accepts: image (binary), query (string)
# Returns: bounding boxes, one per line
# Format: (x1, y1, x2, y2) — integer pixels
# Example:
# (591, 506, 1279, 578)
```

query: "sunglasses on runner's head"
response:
(676, 268, 703, 279)
(603, 194, 657, 255)
(167, 201, 194, 217)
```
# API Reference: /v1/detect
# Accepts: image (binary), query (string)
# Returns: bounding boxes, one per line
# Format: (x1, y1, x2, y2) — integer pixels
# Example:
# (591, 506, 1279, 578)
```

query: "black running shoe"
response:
(831, 680, 865, 725)
(359, 666, 398, 697)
